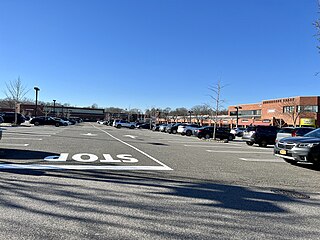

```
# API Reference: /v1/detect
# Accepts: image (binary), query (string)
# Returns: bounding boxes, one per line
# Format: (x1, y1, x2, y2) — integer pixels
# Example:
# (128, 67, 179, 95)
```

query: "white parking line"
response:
(0, 143, 29, 147)
(3, 133, 51, 137)
(206, 150, 272, 154)
(0, 164, 171, 170)
(184, 144, 242, 148)
(239, 158, 285, 162)
(4, 138, 42, 141)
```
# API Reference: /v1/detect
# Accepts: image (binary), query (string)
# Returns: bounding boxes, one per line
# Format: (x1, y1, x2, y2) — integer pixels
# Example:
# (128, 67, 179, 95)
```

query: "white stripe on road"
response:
(4, 138, 42, 141)
(239, 158, 285, 162)
(0, 143, 29, 147)
(184, 144, 241, 148)
(3, 133, 51, 137)
(206, 150, 272, 154)
(0, 164, 172, 170)
(91, 124, 173, 170)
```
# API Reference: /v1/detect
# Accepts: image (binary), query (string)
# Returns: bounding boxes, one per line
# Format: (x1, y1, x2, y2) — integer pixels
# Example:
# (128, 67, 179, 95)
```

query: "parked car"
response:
(166, 123, 183, 134)
(245, 125, 279, 147)
(54, 118, 70, 126)
(275, 127, 315, 143)
(194, 126, 235, 140)
(242, 126, 257, 141)
(230, 127, 246, 137)
(152, 124, 160, 131)
(136, 123, 152, 129)
(159, 124, 168, 132)
(274, 128, 320, 166)
(30, 116, 64, 127)
(0, 112, 26, 125)
(112, 120, 136, 129)
(178, 124, 200, 136)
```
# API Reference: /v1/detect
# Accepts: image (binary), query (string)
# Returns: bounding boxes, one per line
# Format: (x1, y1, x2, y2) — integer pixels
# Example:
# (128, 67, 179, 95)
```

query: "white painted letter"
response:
(117, 154, 138, 163)
(100, 154, 121, 163)
(72, 153, 98, 162)
(44, 153, 69, 162)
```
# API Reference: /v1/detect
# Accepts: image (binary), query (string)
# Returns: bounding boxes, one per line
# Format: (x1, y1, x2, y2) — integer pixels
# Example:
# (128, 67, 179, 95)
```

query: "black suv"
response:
(246, 126, 279, 147)
(30, 116, 63, 127)
(166, 123, 183, 134)
(0, 112, 26, 124)
(194, 126, 235, 140)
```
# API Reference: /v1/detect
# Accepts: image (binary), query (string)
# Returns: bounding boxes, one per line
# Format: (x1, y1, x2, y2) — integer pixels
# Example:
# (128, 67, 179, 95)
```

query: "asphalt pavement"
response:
(0, 122, 320, 239)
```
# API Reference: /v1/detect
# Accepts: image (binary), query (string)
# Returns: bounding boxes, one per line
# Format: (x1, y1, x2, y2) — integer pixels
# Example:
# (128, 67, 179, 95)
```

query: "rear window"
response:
(278, 128, 294, 134)
(246, 126, 256, 132)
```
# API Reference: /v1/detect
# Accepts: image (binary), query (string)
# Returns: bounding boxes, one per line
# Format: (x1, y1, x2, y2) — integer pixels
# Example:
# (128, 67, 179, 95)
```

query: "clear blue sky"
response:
(1, 0, 319, 111)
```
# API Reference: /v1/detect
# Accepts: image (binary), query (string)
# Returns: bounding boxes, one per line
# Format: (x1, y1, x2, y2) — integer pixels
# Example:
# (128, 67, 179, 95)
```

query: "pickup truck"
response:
(113, 120, 136, 129)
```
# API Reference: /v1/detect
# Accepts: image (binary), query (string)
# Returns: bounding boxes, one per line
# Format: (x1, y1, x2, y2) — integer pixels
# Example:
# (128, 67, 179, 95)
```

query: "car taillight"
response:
(198, 129, 203, 132)
(292, 130, 296, 137)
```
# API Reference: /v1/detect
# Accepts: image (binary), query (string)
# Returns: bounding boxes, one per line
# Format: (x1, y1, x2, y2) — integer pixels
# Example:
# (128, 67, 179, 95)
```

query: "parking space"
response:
(137, 130, 284, 164)
(0, 124, 172, 170)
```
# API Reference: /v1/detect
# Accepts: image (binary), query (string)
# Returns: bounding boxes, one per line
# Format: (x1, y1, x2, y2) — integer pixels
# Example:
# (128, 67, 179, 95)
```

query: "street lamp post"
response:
(188, 111, 193, 123)
(34, 87, 40, 117)
(235, 106, 242, 127)
(53, 99, 56, 117)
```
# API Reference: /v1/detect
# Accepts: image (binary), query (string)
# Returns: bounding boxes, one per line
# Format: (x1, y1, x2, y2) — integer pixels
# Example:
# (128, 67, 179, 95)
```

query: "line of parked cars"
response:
(106, 119, 320, 167)
(0, 112, 83, 127)
(30, 116, 82, 127)
(152, 122, 235, 141)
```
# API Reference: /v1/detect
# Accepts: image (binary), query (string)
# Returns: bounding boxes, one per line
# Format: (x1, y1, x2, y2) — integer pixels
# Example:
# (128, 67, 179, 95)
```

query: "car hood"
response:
(280, 137, 320, 144)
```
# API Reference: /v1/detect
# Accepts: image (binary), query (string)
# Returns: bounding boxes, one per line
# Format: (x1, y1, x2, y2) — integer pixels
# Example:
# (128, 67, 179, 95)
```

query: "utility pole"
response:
(34, 87, 40, 117)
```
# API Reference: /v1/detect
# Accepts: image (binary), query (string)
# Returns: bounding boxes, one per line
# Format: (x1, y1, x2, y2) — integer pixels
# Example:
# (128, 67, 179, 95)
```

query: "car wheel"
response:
(130, 125, 135, 129)
(172, 129, 177, 134)
(117, 124, 121, 128)
(34, 121, 40, 126)
(228, 135, 234, 141)
(186, 130, 192, 136)
(55, 123, 60, 127)
(246, 141, 254, 146)
(259, 140, 268, 147)
(204, 134, 211, 139)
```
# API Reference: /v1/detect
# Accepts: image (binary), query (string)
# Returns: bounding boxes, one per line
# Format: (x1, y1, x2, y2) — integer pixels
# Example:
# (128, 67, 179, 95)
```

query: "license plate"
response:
(280, 149, 286, 155)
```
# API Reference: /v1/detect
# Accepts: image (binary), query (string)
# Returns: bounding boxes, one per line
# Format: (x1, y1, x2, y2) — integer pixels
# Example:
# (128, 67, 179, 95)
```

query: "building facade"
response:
(229, 96, 320, 128)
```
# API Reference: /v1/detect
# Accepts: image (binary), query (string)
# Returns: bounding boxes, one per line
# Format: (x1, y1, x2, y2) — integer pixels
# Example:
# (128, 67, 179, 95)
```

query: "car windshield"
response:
(304, 128, 320, 138)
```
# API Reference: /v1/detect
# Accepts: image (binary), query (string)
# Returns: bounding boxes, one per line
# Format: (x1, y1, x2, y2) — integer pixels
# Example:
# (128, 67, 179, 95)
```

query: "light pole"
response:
(53, 99, 56, 117)
(34, 87, 40, 117)
(188, 110, 193, 123)
(235, 106, 242, 127)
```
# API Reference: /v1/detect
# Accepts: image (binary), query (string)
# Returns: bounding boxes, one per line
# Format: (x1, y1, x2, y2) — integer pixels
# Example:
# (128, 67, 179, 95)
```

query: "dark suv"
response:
(30, 116, 63, 127)
(246, 126, 279, 147)
(0, 112, 26, 125)
(194, 126, 235, 140)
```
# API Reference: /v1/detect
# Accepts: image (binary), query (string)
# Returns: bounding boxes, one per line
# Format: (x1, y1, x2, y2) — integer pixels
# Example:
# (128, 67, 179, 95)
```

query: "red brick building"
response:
(229, 96, 320, 128)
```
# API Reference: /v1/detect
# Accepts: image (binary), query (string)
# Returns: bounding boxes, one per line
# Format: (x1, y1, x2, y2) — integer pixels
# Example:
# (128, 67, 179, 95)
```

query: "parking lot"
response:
(1, 122, 320, 191)
(1, 122, 320, 239)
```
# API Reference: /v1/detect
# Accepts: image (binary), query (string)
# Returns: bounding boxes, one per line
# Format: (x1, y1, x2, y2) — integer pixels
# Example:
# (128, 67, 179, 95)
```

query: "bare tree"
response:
(4, 77, 29, 108)
(208, 80, 227, 139)
(280, 98, 309, 127)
